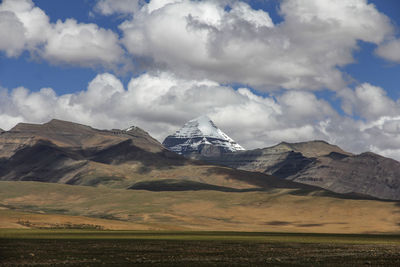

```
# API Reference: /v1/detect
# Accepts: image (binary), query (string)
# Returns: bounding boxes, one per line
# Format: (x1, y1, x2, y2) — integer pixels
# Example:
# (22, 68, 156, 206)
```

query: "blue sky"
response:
(1, 0, 400, 159)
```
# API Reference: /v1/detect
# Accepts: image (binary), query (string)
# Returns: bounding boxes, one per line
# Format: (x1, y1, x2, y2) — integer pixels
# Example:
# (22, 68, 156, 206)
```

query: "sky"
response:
(1, 0, 400, 160)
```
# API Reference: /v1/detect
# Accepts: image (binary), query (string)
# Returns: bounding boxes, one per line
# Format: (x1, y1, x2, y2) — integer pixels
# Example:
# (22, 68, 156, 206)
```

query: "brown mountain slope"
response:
(280, 141, 352, 158)
(0, 119, 318, 193)
(3, 119, 163, 155)
(197, 141, 400, 200)
(291, 152, 400, 200)
(201, 141, 343, 175)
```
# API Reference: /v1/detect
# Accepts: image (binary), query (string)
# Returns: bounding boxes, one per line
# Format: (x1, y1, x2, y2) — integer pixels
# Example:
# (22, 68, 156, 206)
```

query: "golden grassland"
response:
(0, 181, 399, 234)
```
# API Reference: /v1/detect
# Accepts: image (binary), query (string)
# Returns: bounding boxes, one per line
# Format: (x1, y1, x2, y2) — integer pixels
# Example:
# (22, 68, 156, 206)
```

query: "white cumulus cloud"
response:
(0, 0, 125, 68)
(376, 39, 400, 63)
(117, 0, 393, 90)
(43, 19, 124, 68)
(95, 0, 141, 15)
(0, 11, 26, 57)
(3, 72, 400, 160)
(339, 83, 399, 120)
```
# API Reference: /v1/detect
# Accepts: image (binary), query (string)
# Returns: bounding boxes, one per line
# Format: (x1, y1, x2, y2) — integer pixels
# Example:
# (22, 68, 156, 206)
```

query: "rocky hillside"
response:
(290, 151, 400, 200)
(199, 141, 400, 200)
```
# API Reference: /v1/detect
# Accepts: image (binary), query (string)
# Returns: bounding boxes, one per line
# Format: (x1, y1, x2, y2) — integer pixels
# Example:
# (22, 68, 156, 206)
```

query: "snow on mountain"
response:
(124, 126, 139, 132)
(163, 115, 244, 156)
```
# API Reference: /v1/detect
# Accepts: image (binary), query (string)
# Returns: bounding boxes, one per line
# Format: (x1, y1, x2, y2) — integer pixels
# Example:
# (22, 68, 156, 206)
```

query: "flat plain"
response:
(1, 181, 400, 265)
(1, 181, 400, 233)
(1, 230, 400, 266)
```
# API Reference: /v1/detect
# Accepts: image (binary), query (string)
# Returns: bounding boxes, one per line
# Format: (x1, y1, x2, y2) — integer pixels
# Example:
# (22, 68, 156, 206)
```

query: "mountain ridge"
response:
(0, 119, 317, 195)
(191, 140, 400, 200)
(2, 118, 400, 200)
(161, 117, 399, 200)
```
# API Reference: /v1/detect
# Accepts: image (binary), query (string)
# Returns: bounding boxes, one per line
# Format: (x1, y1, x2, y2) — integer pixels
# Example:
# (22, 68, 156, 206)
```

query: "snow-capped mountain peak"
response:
(174, 115, 224, 138)
(163, 115, 244, 156)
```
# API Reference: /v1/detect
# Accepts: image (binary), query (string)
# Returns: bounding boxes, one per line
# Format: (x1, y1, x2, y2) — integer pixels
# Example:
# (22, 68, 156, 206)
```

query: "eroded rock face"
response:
(198, 140, 400, 200)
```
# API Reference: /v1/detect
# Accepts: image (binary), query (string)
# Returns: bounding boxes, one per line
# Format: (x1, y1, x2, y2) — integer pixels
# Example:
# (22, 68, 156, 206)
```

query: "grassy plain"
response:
(1, 229, 400, 266)
(1, 180, 400, 265)
(1, 181, 400, 233)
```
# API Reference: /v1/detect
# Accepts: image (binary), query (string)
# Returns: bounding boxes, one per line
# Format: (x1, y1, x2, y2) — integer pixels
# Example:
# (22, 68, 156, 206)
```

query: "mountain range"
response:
(0, 119, 307, 192)
(163, 116, 400, 200)
(0, 118, 399, 232)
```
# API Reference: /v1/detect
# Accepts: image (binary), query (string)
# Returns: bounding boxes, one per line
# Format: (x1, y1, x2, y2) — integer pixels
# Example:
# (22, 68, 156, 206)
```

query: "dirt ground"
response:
(1, 238, 400, 266)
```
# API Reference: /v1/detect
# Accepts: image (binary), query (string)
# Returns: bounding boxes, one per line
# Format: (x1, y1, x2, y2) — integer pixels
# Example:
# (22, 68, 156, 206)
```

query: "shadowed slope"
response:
(128, 179, 263, 192)
(291, 152, 400, 200)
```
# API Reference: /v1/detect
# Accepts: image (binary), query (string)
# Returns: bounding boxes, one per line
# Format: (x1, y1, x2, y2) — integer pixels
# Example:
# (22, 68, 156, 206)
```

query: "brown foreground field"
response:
(1, 181, 400, 265)
(1, 181, 400, 233)
(1, 230, 400, 266)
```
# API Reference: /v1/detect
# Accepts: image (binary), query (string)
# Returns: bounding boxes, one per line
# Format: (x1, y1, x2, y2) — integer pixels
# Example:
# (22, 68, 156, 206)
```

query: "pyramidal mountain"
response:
(162, 115, 245, 157)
